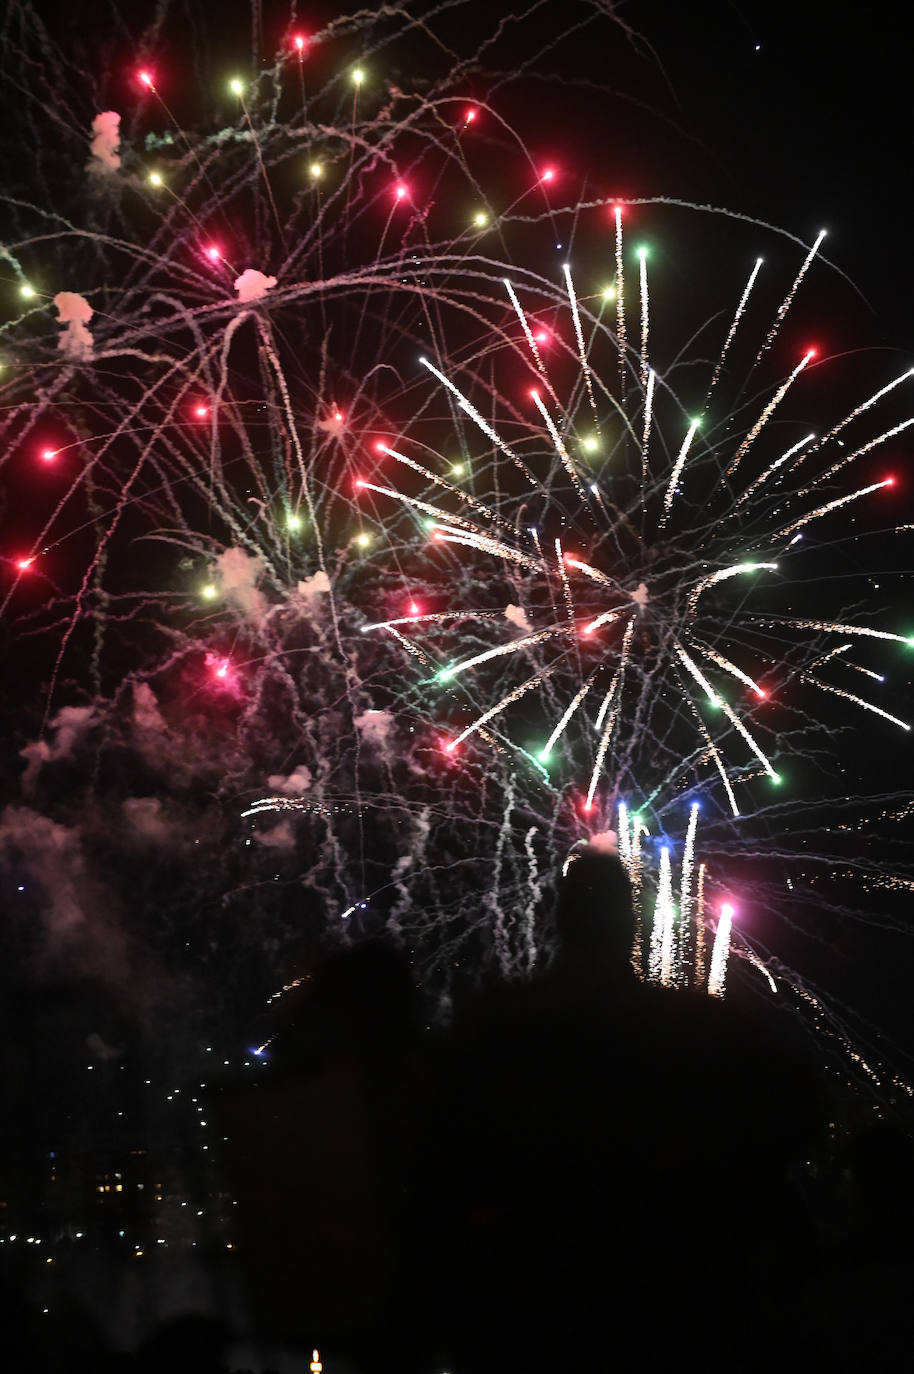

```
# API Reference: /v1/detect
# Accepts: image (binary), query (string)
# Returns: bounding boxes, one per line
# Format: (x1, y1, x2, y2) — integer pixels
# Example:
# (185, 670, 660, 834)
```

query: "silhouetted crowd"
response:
(5, 848, 914, 1371)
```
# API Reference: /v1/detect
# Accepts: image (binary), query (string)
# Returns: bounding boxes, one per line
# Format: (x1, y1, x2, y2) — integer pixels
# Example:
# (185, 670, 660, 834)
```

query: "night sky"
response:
(1, 0, 913, 1355)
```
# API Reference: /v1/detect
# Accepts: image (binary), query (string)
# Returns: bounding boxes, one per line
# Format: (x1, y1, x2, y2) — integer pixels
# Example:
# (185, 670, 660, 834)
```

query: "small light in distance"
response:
(451, 462, 465, 476)
(148, 171, 163, 187)
(395, 183, 408, 201)
(408, 601, 421, 617)
(16, 557, 34, 571)
(540, 166, 555, 183)
(352, 68, 364, 86)
(229, 78, 244, 96)
(40, 448, 57, 463)
(356, 532, 371, 547)
(464, 108, 477, 124)
(473, 211, 488, 228)
(138, 70, 154, 88)
(293, 34, 306, 53)
(309, 163, 323, 180)
(602, 285, 615, 300)
(201, 584, 217, 600)
(204, 245, 221, 262)
(214, 660, 229, 680)
(194, 404, 209, 419)
(535, 329, 549, 344)
(334, 410, 344, 423)
(287, 513, 303, 531)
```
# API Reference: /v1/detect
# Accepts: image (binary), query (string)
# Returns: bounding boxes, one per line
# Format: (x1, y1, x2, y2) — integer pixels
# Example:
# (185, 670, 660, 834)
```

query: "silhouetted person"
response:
(427, 845, 828, 1371)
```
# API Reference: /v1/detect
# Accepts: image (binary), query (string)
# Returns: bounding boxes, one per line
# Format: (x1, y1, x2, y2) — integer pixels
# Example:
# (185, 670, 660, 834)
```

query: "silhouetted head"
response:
(554, 847, 635, 979)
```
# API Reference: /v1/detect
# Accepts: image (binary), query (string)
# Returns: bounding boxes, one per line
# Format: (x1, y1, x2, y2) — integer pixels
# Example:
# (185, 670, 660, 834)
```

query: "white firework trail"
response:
(678, 800, 700, 985)
(756, 228, 826, 361)
(641, 366, 656, 491)
(704, 255, 764, 406)
(801, 674, 910, 732)
(659, 417, 701, 527)
(505, 277, 552, 392)
(614, 204, 626, 398)
(799, 416, 914, 493)
(796, 367, 914, 466)
(532, 389, 589, 500)
(694, 863, 708, 988)
(563, 262, 599, 429)
(733, 433, 815, 507)
(707, 903, 735, 998)
(727, 349, 814, 477)
(638, 247, 650, 391)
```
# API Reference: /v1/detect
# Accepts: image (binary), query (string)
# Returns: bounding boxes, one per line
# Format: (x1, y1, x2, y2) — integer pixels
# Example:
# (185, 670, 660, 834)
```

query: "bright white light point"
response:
(229, 78, 244, 95)
(602, 286, 615, 300)
(41, 449, 56, 461)
(139, 71, 153, 87)
(309, 163, 323, 179)
(395, 184, 407, 199)
(473, 212, 488, 227)
(589, 483, 598, 493)
(583, 436, 598, 452)
(205, 246, 220, 260)
(294, 35, 305, 51)
(451, 463, 464, 475)
(287, 514, 302, 530)
(148, 171, 162, 186)
(352, 68, 364, 85)
(202, 585, 217, 599)
(356, 532, 371, 547)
